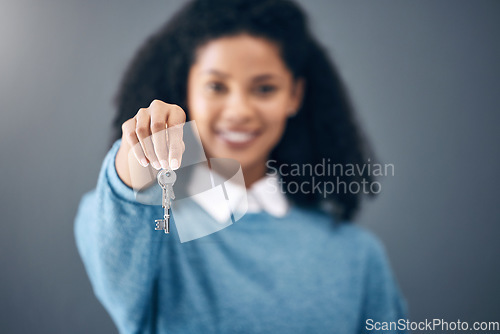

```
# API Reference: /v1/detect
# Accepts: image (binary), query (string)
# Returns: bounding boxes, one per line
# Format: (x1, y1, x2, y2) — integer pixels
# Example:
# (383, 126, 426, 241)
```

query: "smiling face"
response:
(187, 34, 304, 186)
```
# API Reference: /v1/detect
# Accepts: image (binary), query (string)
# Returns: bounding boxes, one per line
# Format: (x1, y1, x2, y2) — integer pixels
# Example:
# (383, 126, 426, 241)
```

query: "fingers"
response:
(135, 108, 160, 169)
(121, 100, 186, 171)
(167, 122, 185, 170)
(122, 118, 149, 167)
(150, 102, 169, 169)
(166, 104, 186, 170)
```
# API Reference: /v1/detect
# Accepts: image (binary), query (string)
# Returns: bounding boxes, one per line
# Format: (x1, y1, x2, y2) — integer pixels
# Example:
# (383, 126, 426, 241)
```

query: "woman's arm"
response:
(360, 234, 409, 334)
(74, 100, 185, 333)
(74, 140, 164, 334)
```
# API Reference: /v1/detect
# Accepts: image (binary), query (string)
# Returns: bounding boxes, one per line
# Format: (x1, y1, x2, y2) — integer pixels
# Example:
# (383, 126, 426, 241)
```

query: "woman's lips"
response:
(216, 129, 260, 148)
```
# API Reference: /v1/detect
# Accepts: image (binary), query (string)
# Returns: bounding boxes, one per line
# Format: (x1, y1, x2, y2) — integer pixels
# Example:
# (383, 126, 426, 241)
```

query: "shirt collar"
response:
(186, 163, 289, 223)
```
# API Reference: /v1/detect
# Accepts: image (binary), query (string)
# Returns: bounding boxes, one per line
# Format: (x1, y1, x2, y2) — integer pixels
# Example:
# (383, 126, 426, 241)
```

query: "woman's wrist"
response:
(115, 139, 133, 188)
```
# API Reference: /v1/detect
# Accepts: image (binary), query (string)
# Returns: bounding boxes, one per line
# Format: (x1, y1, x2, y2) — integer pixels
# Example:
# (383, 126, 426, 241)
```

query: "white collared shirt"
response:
(186, 164, 289, 223)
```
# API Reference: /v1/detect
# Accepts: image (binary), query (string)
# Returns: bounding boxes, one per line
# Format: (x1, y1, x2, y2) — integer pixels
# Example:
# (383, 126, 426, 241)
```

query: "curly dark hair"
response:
(112, 0, 378, 221)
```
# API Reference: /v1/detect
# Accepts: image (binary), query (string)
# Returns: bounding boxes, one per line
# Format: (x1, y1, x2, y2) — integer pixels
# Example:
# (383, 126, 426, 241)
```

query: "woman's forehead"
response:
(192, 34, 290, 77)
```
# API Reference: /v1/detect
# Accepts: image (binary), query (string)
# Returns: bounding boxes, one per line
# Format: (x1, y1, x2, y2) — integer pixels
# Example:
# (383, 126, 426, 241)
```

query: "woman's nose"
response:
(221, 90, 255, 123)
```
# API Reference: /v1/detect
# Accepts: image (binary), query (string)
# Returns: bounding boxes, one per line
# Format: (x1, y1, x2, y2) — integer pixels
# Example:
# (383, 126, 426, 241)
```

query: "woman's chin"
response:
(209, 144, 260, 170)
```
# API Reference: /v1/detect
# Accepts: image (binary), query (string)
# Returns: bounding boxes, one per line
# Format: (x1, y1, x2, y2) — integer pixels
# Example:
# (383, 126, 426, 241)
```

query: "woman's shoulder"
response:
(336, 223, 389, 259)
(291, 204, 389, 257)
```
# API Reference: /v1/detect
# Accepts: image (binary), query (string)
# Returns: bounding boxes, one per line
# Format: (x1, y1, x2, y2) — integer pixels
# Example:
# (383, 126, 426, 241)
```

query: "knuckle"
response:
(122, 118, 133, 130)
(171, 104, 186, 120)
(136, 126, 149, 137)
(151, 121, 165, 132)
(137, 108, 148, 117)
(125, 131, 137, 141)
(179, 112, 187, 122)
(150, 99, 163, 107)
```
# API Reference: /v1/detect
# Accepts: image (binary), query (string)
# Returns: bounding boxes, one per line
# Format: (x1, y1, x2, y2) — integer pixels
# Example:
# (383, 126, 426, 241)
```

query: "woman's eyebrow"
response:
(202, 70, 281, 82)
(252, 74, 280, 82)
(203, 69, 229, 78)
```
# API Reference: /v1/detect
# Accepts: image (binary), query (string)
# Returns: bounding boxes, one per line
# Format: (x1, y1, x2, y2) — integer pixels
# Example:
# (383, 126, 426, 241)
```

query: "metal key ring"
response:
(157, 168, 176, 187)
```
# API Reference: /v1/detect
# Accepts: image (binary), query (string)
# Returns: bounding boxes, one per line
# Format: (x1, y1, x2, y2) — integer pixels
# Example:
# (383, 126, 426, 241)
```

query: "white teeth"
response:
(219, 131, 256, 143)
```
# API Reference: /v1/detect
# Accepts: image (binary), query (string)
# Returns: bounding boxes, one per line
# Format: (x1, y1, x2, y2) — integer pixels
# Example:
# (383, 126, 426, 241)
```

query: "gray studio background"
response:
(1, 0, 499, 333)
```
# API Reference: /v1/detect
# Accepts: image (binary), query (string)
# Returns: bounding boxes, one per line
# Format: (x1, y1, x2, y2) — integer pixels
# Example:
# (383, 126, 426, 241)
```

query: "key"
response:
(155, 168, 177, 234)
(155, 168, 176, 233)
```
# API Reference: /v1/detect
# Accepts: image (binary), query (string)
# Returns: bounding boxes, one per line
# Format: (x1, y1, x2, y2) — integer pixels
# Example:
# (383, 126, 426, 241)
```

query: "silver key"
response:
(155, 168, 176, 234)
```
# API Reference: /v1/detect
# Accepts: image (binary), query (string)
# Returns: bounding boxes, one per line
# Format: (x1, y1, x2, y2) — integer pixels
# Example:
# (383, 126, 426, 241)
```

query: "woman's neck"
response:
(206, 155, 268, 189)
(241, 160, 267, 189)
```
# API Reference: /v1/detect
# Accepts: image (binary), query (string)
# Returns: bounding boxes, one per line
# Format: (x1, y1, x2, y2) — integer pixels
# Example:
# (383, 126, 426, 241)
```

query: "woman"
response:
(75, 0, 407, 333)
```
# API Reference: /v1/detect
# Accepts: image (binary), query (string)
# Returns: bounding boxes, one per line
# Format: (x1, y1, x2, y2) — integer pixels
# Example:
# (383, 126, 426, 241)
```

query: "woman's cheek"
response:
(264, 104, 291, 129)
(263, 116, 287, 147)
(190, 99, 218, 128)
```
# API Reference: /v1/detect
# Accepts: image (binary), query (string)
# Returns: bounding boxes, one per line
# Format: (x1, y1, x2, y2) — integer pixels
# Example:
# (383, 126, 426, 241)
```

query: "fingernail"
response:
(170, 159, 179, 170)
(160, 160, 169, 169)
(140, 158, 149, 167)
(152, 161, 161, 170)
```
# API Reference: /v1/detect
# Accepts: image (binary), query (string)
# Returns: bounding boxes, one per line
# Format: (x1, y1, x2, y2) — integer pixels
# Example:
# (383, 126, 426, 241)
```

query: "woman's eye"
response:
(206, 82, 227, 93)
(254, 85, 277, 95)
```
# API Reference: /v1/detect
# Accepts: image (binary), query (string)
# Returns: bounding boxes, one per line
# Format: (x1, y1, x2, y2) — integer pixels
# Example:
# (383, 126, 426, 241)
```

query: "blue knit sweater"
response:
(74, 140, 407, 334)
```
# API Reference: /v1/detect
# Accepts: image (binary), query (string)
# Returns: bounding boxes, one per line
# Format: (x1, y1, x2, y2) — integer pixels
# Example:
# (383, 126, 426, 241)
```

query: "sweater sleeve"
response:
(74, 139, 164, 334)
(360, 234, 409, 334)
